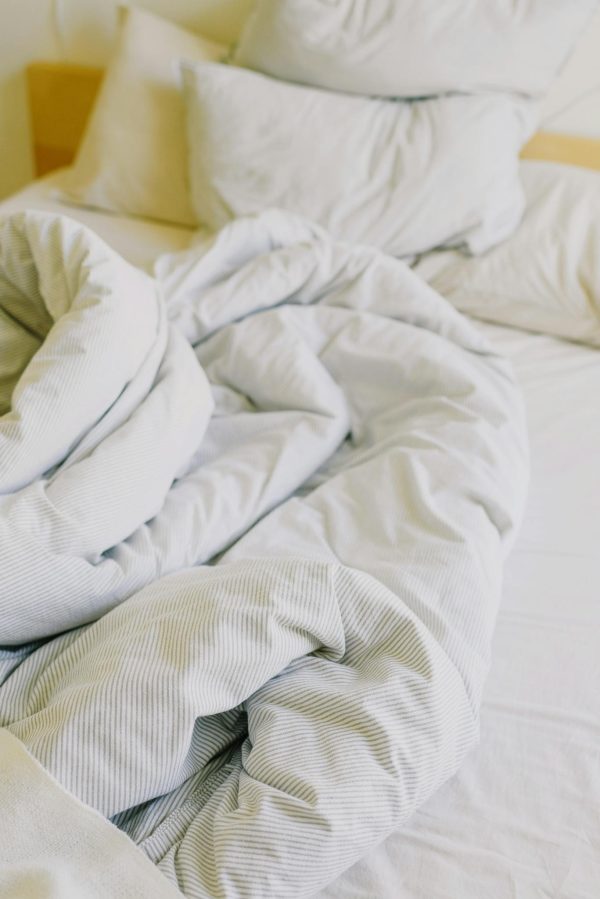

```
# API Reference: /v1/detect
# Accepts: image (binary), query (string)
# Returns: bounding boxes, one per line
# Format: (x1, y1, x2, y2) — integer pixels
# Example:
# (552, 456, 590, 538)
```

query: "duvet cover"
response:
(0, 209, 528, 898)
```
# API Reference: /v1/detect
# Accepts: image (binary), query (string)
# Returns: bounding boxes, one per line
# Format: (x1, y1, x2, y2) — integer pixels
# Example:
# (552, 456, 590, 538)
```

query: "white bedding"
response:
(1, 201, 527, 896)
(1, 179, 598, 898)
(58, 7, 227, 227)
(235, 0, 598, 98)
(323, 323, 600, 898)
(415, 161, 600, 348)
(0, 172, 196, 270)
(182, 62, 531, 257)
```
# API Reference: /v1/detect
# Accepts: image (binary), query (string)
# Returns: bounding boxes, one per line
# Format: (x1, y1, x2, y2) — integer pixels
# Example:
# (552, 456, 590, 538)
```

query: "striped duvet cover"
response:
(0, 209, 528, 898)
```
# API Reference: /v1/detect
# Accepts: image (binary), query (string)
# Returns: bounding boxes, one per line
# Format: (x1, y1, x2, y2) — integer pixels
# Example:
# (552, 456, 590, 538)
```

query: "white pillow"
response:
(58, 6, 225, 226)
(414, 161, 600, 347)
(235, 0, 598, 98)
(182, 62, 534, 258)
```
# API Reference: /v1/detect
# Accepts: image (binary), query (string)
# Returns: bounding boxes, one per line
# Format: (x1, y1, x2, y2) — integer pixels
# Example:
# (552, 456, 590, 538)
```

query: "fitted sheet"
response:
(0, 172, 195, 270)
(1, 177, 598, 897)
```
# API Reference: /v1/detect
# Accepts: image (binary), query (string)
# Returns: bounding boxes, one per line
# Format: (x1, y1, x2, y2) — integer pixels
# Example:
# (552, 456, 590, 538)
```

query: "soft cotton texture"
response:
(0, 171, 196, 270)
(1, 180, 599, 899)
(0, 730, 183, 899)
(183, 62, 534, 257)
(58, 6, 225, 226)
(0, 211, 214, 642)
(414, 161, 600, 347)
(0, 208, 527, 896)
(315, 320, 600, 898)
(235, 0, 599, 98)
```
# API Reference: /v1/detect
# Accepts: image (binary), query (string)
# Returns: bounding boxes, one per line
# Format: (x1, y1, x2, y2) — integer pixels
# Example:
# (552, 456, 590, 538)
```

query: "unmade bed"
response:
(0, 163, 598, 898)
(2, 2, 600, 895)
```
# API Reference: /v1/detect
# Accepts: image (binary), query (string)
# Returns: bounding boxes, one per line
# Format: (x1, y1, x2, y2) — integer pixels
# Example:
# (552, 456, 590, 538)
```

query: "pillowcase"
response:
(58, 6, 225, 226)
(182, 62, 534, 258)
(235, 0, 598, 98)
(413, 161, 600, 347)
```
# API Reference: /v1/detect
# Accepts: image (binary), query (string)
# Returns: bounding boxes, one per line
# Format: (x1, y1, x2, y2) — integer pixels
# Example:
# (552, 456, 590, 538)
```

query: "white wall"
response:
(0, 1, 599, 200)
(0, 0, 60, 199)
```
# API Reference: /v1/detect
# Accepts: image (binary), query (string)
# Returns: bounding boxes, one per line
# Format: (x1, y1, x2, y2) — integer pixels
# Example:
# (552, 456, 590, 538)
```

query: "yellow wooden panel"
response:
(26, 62, 104, 176)
(521, 130, 600, 171)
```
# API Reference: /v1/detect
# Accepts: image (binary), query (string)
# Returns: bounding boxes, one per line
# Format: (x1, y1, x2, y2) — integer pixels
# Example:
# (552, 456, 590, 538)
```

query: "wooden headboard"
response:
(27, 62, 104, 176)
(26, 61, 600, 176)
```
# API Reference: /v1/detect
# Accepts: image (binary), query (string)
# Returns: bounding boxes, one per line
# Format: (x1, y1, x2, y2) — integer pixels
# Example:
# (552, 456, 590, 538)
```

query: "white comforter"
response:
(0, 210, 528, 898)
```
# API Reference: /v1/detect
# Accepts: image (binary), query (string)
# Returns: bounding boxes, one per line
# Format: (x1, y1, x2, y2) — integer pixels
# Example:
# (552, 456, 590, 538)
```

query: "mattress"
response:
(2, 176, 598, 898)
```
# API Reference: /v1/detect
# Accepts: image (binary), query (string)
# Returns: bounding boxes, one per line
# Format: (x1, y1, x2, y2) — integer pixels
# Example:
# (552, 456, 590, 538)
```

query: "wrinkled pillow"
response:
(182, 62, 534, 258)
(235, 0, 598, 98)
(413, 161, 600, 346)
(58, 6, 225, 226)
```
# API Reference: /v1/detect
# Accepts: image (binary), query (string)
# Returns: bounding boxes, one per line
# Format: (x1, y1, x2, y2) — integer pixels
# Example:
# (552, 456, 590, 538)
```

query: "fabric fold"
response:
(0, 208, 529, 897)
(0, 729, 183, 899)
(0, 212, 214, 643)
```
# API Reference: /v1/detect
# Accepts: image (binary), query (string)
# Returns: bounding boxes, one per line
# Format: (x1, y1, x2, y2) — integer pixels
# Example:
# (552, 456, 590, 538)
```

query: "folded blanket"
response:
(0, 209, 528, 898)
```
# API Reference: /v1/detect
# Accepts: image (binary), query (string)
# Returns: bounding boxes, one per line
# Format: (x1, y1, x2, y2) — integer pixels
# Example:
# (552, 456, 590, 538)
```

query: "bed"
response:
(1, 3, 600, 898)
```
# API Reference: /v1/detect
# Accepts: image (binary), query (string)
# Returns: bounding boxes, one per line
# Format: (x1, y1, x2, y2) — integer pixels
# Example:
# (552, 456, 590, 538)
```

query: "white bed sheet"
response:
(0, 171, 195, 270)
(1, 177, 598, 898)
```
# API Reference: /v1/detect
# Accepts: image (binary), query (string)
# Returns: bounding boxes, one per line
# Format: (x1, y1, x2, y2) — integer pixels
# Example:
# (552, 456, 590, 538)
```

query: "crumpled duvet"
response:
(0, 209, 528, 898)
(0, 212, 213, 643)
